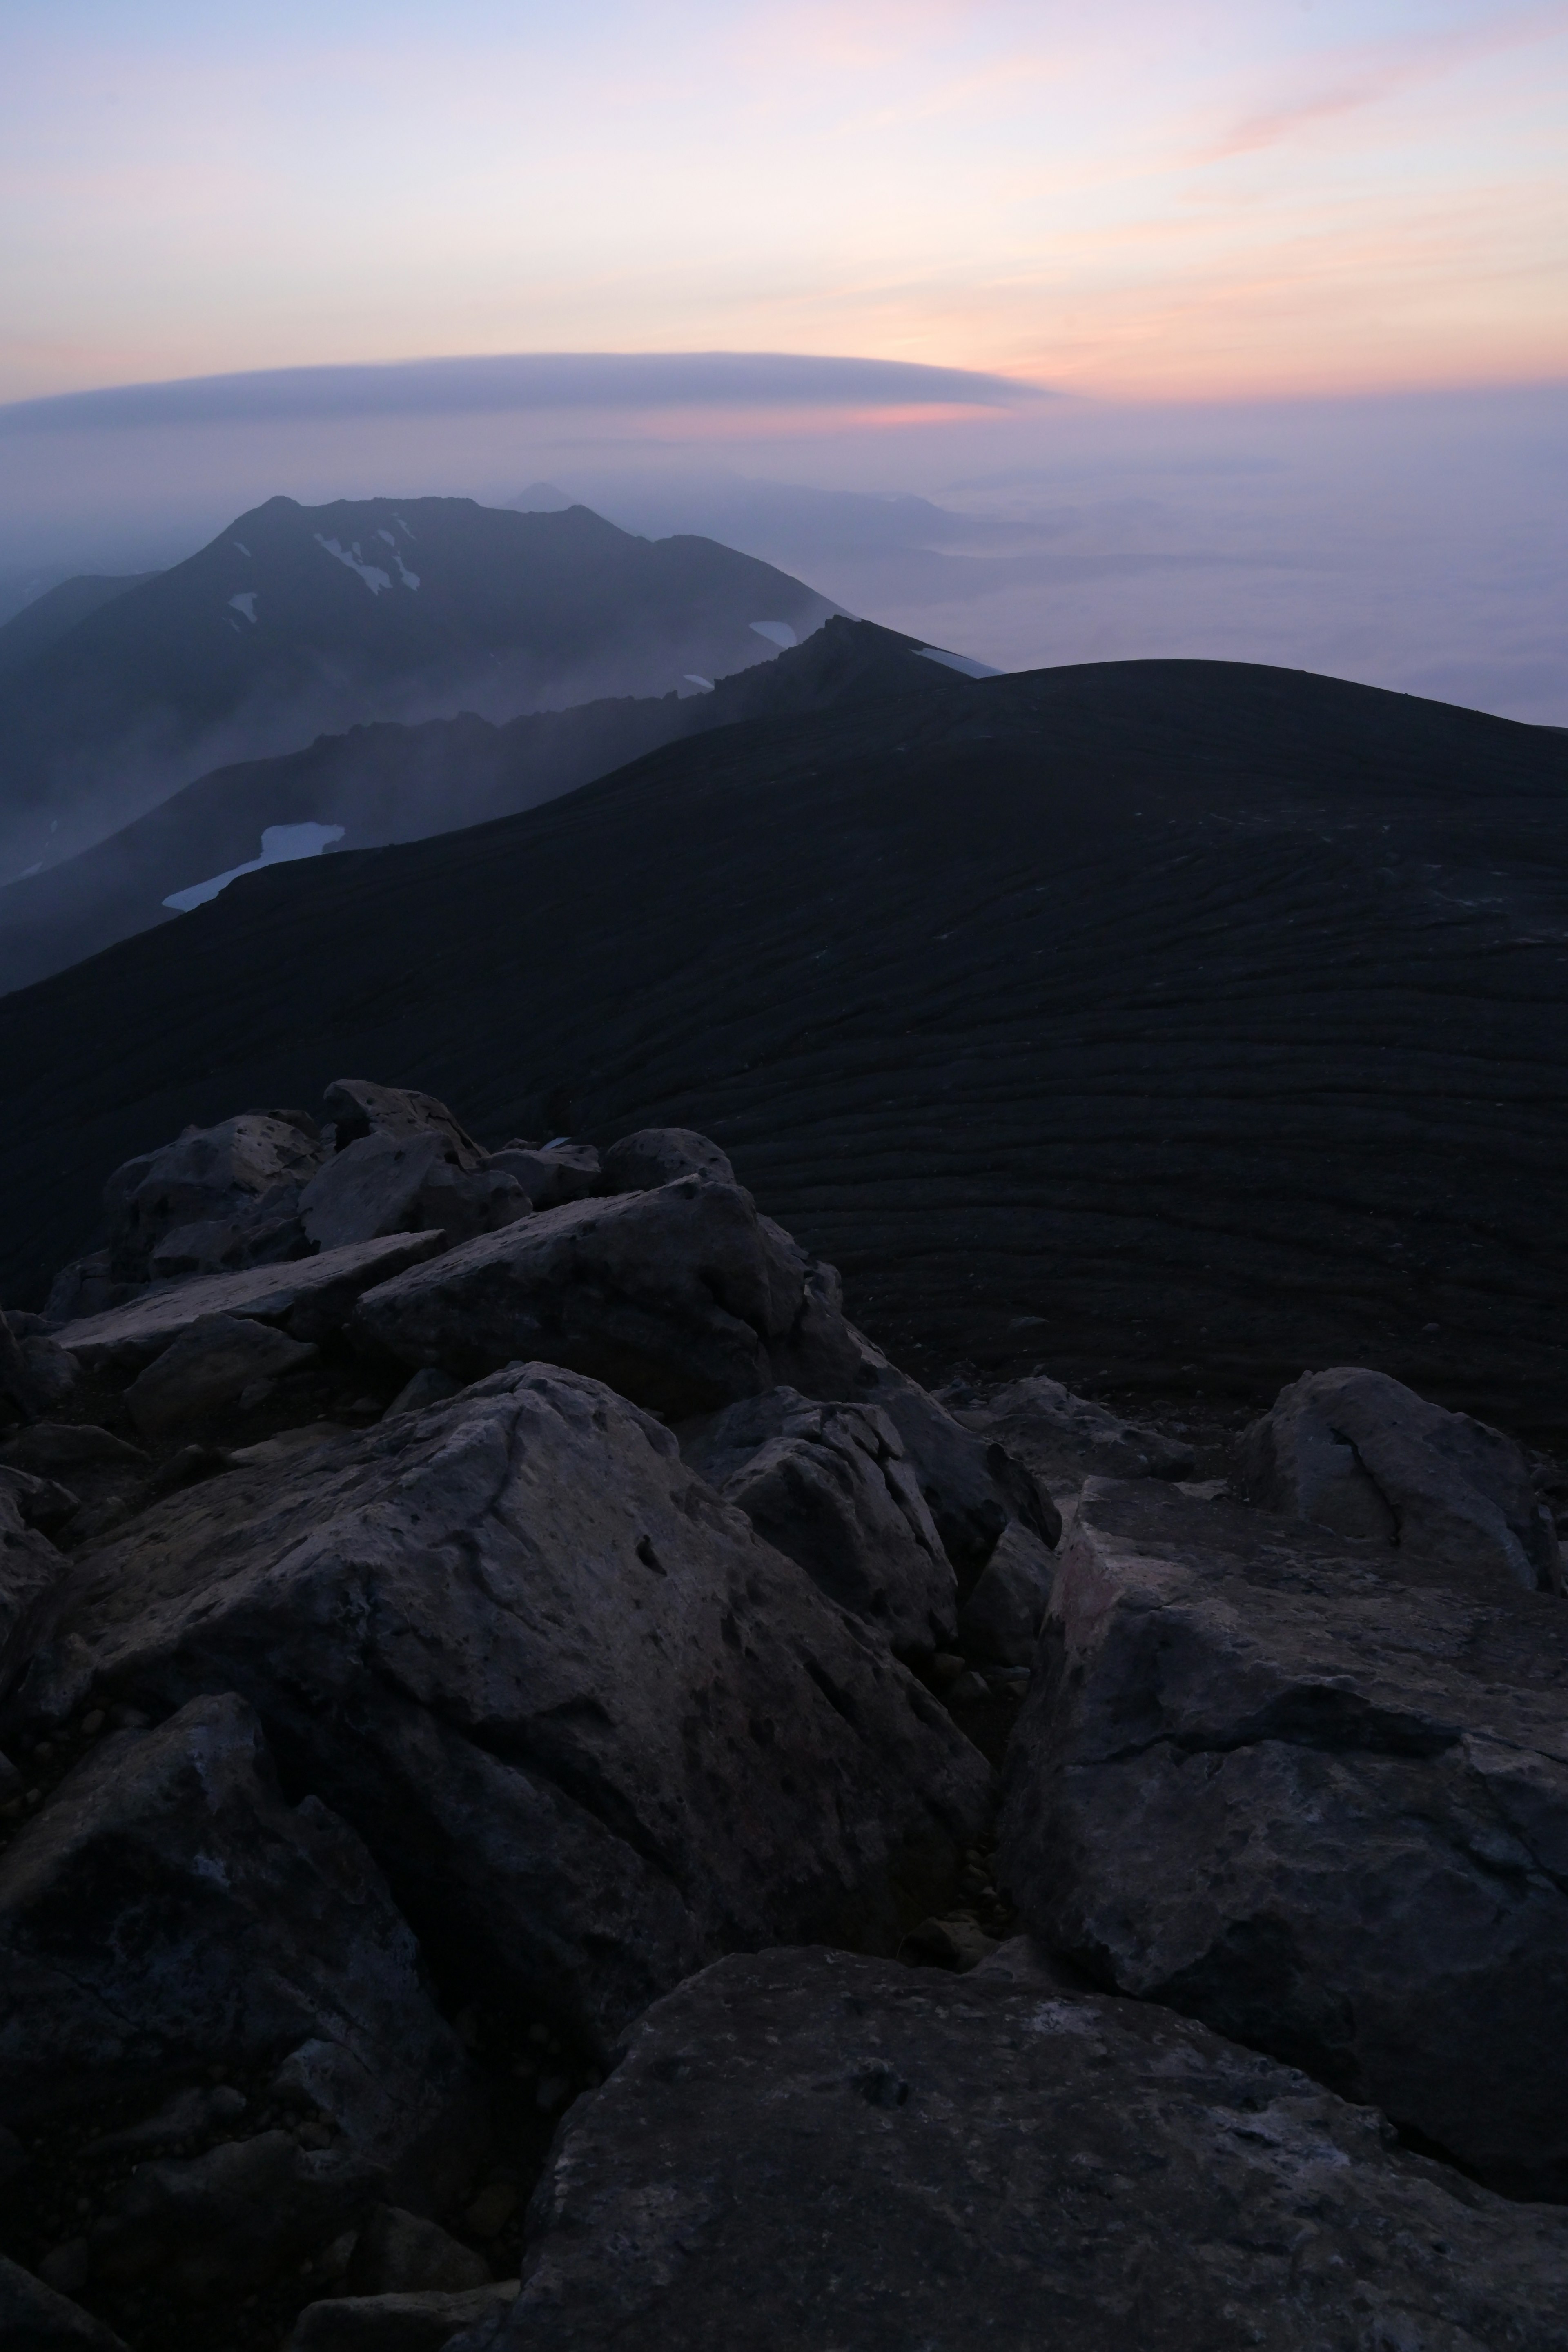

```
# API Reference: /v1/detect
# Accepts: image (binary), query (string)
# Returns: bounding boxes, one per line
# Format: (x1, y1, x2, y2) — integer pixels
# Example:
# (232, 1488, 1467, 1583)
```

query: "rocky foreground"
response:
(2, 1080, 1566, 2349)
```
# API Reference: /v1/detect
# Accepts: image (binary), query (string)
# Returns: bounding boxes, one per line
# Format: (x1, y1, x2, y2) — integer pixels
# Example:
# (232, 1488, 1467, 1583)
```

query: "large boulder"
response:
(0, 1692, 474, 2201)
(684, 1390, 956, 1655)
(53, 1231, 446, 1372)
(102, 1112, 325, 1284)
(301, 1135, 528, 1254)
(459, 1947, 1568, 2352)
(122, 1314, 318, 1438)
(1241, 1364, 1561, 1593)
(4, 1368, 991, 2053)
(0, 2257, 127, 2350)
(350, 1177, 817, 1419)
(599, 1129, 733, 1193)
(945, 1373, 1195, 1492)
(486, 1144, 601, 1212)
(998, 1476, 1568, 2200)
(322, 1082, 486, 1172)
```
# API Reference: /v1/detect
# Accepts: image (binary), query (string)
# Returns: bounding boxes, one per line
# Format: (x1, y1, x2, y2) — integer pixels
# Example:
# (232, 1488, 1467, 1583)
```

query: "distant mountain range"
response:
(0, 617, 966, 994)
(0, 493, 840, 879)
(3, 649, 1564, 1432)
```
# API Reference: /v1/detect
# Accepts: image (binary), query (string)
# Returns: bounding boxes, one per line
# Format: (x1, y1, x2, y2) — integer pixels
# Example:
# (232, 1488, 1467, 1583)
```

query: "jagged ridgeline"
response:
(2, 1076, 1568, 2350)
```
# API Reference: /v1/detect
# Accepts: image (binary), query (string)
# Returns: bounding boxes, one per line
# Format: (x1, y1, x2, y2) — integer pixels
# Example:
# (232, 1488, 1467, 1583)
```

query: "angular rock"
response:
(954, 1519, 1054, 1665)
(1242, 1363, 1561, 1593)
(15, 1337, 78, 1414)
(10, 1367, 990, 2052)
(685, 1389, 955, 1654)
(54, 1231, 445, 1372)
(599, 1128, 733, 1192)
(0, 1425, 148, 1476)
(475, 1947, 1568, 2352)
(122, 1314, 318, 1437)
(323, 1081, 486, 1173)
(104, 1113, 325, 1283)
(302, 1135, 527, 1254)
(287, 2284, 516, 2352)
(351, 1177, 812, 1419)
(998, 1476, 1568, 2200)
(840, 1344, 1061, 1583)
(0, 1483, 68, 1703)
(948, 1373, 1196, 1491)
(0, 1466, 80, 1537)
(0, 1692, 474, 2202)
(486, 1144, 601, 1212)
(0, 2255, 127, 2350)
(88, 2127, 381, 2300)
(346, 2207, 491, 2295)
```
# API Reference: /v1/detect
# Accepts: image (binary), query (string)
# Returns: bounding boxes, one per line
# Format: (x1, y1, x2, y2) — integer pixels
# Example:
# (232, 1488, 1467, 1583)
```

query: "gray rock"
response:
(955, 1519, 1054, 1664)
(16, 1338, 78, 1413)
(383, 1369, 461, 1419)
(11, 1366, 990, 2053)
(685, 1390, 955, 1654)
(323, 1081, 486, 1173)
(0, 1481, 68, 1703)
(0, 1466, 80, 1537)
(1241, 1364, 1562, 1593)
(0, 1693, 474, 2201)
(0, 1426, 148, 1475)
(104, 1114, 325, 1282)
(836, 1340, 1062, 1582)
(346, 2207, 491, 2295)
(0, 2254, 127, 2350)
(351, 1177, 817, 1419)
(122, 1314, 318, 1437)
(146, 1191, 310, 1281)
(302, 1135, 528, 1254)
(0, 1313, 42, 1422)
(949, 1373, 1196, 1490)
(287, 2284, 516, 2352)
(487, 1144, 601, 1212)
(54, 1230, 446, 1372)
(998, 1476, 1568, 2200)
(88, 2127, 381, 2301)
(476, 1947, 1568, 2352)
(599, 1129, 733, 1192)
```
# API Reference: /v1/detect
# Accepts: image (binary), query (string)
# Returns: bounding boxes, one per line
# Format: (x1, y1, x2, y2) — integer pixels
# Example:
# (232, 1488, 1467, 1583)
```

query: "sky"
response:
(0, 2, 1565, 724)
(4, 0, 1568, 405)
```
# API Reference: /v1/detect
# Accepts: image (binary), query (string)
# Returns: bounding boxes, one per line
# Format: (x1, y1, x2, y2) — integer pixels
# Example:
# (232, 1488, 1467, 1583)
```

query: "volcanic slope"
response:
(0, 492, 837, 877)
(0, 617, 940, 996)
(2, 644, 1565, 1430)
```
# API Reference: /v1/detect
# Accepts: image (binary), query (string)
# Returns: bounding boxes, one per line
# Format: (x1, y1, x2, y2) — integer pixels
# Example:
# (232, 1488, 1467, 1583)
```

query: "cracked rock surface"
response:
(8, 1365, 991, 2052)
(998, 1476, 1568, 2197)
(465, 1945, 1568, 2352)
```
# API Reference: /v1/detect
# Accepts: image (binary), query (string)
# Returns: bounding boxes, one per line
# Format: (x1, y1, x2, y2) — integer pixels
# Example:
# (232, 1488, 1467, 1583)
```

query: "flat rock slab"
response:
(474, 1947, 1568, 2352)
(998, 1477, 1568, 2199)
(7, 1366, 990, 2051)
(55, 1233, 446, 1370)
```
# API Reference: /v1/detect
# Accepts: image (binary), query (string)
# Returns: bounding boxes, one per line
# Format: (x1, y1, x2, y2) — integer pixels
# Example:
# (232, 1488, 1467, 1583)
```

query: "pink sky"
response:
(3, 0, 1567, 406)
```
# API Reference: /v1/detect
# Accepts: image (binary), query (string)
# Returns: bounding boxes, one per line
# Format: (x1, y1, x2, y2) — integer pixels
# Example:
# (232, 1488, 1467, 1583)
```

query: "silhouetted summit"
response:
(0, 492, 839, 876)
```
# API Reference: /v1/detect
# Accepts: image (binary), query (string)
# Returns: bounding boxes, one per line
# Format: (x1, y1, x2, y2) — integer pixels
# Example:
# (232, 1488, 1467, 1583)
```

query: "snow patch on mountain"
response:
(163, 821, 346, 913)
(228, 592, 258, 623)
(314, 535, 392, 595)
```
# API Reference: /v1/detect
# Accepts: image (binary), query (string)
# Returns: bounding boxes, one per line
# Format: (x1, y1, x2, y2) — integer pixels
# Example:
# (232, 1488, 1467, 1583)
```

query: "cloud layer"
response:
(0, 352, 1039, 436)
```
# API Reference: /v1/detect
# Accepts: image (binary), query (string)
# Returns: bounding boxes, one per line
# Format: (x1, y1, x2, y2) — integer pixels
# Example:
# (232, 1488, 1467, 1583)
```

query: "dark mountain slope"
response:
(2, 656, 1565, 1430)
(0, 571, 154, 678)
(0, 493, 837, 876)
(0, 619, 943, 994)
